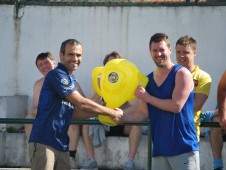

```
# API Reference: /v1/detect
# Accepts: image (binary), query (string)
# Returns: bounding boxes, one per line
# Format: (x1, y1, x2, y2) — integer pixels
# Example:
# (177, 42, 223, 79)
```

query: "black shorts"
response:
(106, 125, 126, 137)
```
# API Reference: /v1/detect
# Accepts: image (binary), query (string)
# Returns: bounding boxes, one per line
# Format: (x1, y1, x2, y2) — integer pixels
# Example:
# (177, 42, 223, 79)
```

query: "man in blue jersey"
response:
(28, 39, 123, 170)
(120, 33, 200, 170)
(24, 52, 80, 168)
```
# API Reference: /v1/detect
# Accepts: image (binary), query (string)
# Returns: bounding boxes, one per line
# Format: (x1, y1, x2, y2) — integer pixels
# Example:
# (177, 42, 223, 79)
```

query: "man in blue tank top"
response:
(121, 33, 200, 170)
(28, 39, 123, 170)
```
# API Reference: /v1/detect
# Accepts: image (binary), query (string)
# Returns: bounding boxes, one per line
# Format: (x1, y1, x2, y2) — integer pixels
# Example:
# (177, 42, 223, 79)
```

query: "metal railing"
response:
(0, 118, 220, 127)
(0, 118, 221, 169)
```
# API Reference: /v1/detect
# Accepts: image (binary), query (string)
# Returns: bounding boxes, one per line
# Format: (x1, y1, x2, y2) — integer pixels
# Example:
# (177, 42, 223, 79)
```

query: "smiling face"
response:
(150, 40, 172, 68)
(176, 44, 196, 69)
(37, 57, 56, 76)
(60, 43, 82, 74)
(175, 35, 197, 71)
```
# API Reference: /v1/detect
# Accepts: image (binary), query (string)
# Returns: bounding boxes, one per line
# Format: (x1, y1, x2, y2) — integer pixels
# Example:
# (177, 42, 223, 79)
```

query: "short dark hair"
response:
(149, 33, 171, 49)
(60, 39, 82, 55)
(35, 52, 54, 67)
(176, 35, 197, 51)
(103, 51, 122, 65)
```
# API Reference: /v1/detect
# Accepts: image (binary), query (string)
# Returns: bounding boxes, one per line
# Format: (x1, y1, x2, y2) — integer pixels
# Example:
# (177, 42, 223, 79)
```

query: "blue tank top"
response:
(29, 63, 76, 152)
(146, 64, 199, 157)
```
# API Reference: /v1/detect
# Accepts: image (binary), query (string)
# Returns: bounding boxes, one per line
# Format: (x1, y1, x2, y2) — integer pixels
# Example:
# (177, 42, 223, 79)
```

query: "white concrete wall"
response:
(0, 96, 27, 130)
(0, 5, 225, 113)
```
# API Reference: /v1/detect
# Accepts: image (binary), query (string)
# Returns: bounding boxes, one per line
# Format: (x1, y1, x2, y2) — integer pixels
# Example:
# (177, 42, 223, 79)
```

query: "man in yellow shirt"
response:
(175, 35, 211, 141)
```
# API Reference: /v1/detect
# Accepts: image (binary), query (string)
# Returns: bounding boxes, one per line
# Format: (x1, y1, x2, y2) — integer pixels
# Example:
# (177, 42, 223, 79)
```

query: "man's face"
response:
(60, 43, 82, 74)
(176, 44, 196, 68)
(150, 41, 172, 67)
(37, 58, 56, 76)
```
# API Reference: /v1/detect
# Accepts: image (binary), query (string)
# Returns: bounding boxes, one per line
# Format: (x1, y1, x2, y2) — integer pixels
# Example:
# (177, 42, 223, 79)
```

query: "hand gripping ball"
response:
(92, 59, 148, 126)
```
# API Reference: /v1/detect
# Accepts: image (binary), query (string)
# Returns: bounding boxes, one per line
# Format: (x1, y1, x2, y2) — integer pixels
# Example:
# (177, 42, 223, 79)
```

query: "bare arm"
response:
(75, 81, 105, 118)
(218, 71, 226, 129)
(66, 90, 123, 120)
(135, 67, 193, 113)
(73, 107, 97, 120)
(122, 100, 149, 123)
(194, 93, 208, 111)
(76, 81, 86, 97)
(120, 99, 140, 115)
(89, 86, 102, 103)
(73, 83, 101, 120)
(31, 78, 44, 117)
(194, 74, 211, 111)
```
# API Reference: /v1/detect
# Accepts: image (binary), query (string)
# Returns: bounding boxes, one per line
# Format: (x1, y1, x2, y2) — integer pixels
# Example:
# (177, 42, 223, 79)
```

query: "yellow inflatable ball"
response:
(92, 59, 148, 126)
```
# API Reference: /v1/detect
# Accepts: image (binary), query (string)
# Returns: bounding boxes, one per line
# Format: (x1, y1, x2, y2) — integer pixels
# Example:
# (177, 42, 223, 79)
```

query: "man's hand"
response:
(134, 85, 148, 102)
(111, 108, 123, 124)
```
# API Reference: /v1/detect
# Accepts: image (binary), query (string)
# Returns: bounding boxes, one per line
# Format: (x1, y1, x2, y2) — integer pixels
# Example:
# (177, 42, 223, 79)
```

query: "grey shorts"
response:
(152, 151, 200, 170)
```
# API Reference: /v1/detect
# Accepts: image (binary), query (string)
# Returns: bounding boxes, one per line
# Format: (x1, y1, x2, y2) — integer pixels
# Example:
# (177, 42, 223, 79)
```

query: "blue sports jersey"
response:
(146, 64, 199, 157)
(29, 63, 76, 152)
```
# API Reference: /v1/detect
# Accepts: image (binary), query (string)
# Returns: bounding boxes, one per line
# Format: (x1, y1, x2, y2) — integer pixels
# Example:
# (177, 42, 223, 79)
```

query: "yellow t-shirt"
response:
(192, 65, 211, 141)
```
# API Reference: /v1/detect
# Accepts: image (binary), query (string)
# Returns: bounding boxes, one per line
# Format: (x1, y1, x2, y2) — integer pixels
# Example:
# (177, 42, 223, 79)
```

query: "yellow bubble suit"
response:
(92, 59, 148, 126)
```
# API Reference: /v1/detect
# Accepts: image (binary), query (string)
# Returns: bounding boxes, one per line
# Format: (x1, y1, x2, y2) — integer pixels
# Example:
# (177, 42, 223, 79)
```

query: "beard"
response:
(154, 60, 165, 68)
